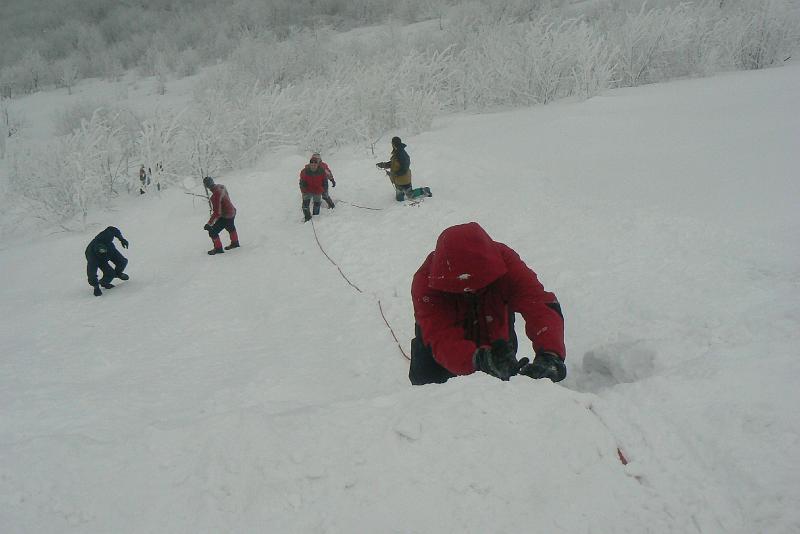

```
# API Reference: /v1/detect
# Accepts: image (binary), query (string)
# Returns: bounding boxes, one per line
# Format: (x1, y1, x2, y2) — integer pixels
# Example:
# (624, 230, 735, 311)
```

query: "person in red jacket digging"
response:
(203, 176, 239, 255)
(410, 222, 566, 385)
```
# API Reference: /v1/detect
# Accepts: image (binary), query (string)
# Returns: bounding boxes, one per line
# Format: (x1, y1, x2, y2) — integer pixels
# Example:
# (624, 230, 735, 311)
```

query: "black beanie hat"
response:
(391, 136, 402, 146)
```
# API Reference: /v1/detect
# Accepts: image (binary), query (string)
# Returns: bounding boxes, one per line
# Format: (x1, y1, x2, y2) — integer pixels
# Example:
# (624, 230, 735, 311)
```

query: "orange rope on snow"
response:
(378, 299, 411, 361)
(337, 199, 383, 211)
(310, 219, 409, 360)
(310, 219, 362, 293)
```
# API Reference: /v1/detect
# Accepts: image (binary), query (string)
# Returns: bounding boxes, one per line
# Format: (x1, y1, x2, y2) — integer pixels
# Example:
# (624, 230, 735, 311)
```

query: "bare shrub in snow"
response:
(1, 97, 26, 148)
(54, 57, 80, 95)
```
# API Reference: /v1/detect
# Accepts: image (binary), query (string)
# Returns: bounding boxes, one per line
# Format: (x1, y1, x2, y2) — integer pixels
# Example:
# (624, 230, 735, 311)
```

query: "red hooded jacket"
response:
(319, 161, 333, 181)
(411, 222, 565, 376)
(207, 184, 237, 225)
(300, 165, 326, 195)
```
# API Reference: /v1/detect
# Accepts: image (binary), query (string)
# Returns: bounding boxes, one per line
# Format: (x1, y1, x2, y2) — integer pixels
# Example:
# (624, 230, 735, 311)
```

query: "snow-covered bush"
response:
(568, 22, 615, 99)
(9, 109, 135, 225)
(715, 0, 799, 71)
(53, 99, 111, 137)
(610, 3, 698, 87)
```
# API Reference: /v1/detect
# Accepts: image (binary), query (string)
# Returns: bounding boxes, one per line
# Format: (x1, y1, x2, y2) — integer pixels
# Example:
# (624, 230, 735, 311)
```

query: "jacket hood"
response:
(304, 164, 325, 174)
(427, 222, 507, 293)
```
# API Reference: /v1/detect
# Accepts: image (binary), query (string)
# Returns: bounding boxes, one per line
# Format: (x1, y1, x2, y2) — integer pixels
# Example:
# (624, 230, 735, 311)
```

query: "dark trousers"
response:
(395, 183, 413, 201)
(322, 180, 335, 208)
(409, 311, 518, 385)
(302, 194, 322, 220)
(207, 217, 236, 238)
(86, 245, 128, 286)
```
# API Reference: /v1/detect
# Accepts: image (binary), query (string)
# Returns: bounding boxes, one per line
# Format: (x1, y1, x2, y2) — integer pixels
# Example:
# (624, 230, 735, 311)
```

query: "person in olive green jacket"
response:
(376, 136, 413, 201)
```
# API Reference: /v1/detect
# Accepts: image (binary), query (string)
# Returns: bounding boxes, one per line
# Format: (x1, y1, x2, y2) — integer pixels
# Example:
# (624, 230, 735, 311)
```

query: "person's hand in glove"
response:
(93, 285, 102, 297)
(473, 339, 520, 381)
(203, 223, 211, 231)
(376, 162, 390, 169)
(517, 352, 566, 382)
(119, 238, 129, 249)
(330, 179, 336, 187)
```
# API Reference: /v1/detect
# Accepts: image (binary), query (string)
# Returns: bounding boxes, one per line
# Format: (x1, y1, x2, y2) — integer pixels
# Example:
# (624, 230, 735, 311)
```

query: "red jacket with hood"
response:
(299, 165, 327, 195)
(207, 184, 237, 225)
(411, 222, 565, 376)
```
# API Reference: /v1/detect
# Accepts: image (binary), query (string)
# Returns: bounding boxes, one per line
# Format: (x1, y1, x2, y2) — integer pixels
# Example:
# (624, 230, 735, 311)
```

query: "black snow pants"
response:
(86, 244, 128, 286)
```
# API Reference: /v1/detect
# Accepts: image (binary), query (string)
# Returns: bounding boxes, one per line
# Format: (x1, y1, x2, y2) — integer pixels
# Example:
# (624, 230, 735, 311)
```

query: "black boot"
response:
(224, 242, 240, 250)
(117, 272, 129, 281)
(101, 282, 115, 289)
(207, 248, 224, 255)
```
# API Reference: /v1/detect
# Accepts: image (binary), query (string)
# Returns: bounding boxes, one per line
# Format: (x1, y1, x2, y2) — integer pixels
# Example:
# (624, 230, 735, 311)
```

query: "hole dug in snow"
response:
(573, 340, 658, 393)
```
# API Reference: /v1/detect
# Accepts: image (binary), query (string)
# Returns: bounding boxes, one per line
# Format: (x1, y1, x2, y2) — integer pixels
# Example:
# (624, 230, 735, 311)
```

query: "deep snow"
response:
(1, 62, 799, 533)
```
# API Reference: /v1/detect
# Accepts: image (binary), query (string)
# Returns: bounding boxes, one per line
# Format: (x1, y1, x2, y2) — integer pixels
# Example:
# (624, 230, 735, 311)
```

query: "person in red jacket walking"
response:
(311, 152, 336, 209)
(410, 222, 566, 385)
(202, 176, 239, 255)
(299, 156, 327, 222)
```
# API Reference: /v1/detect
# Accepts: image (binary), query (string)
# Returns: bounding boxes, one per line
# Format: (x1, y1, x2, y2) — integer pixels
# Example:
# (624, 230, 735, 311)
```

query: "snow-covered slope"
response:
(1, 62, 799, 533)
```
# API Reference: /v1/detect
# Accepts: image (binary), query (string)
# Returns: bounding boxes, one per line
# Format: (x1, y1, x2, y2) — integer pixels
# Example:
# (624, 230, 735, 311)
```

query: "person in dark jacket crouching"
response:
(410, 222, 566, 385)
(85, 226, 129, 297)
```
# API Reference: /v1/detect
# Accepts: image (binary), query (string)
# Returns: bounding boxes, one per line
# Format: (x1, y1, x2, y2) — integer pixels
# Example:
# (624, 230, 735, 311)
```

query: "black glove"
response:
(203, 224, 211, 231)
(376, 162, 389, 169)
(473, 339, 519, 381)
(93, 285, 102, 297)
(330, 179, 336, 187)
(120, 238, 129, 249)
(518, 352, 566, 382)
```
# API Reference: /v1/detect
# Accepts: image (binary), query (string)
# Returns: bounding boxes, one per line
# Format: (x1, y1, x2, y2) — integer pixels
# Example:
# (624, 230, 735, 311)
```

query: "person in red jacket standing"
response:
(410, 222, 566, 385)
(202, 176, 239, 255)
(311, 152, 336, 209)
(299, 156, 327, 222)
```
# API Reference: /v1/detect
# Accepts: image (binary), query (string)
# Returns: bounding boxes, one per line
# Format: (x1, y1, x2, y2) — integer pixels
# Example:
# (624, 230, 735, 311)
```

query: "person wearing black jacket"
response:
(85, 226, 130, 297)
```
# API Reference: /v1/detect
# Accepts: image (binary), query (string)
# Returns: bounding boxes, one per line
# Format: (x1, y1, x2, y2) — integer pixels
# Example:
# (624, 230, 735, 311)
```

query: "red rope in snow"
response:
(337, 199, 383, 211)
(378, 300, 411, 361)
(587, 403, 631, 468)
(310, 219, 362, 293)
(310, 219, 410, 361)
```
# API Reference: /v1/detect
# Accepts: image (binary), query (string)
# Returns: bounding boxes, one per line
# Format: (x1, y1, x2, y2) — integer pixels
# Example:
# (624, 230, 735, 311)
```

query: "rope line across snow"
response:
(310, 219, 363, 293)
(378, 299, 411, 361)
(337, 199, 383, 211)
(310, 219, 410, 361)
